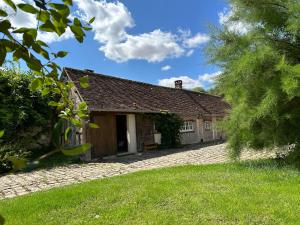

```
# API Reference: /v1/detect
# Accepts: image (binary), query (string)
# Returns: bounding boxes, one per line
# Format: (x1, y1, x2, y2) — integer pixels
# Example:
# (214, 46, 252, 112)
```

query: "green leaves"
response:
(89, 17, 95, 24)
(30, 78, 43, 92)
(62, 143, 91, 156)
(89, 123, 99, 128)
(3, 0, 17, 11)
(0, 130, 4, 138)
(70, 24, 85, 43)
(7, 156, 27, 171)
(79, 76, 89, 88)
(17, 3, 38, 14)
(0, 20, 11, 32)
(0, 9, 8, 17)
(56, 51, 68, 58)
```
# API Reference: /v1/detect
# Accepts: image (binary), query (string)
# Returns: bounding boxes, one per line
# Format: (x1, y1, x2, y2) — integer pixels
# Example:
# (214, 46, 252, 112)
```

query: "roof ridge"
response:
(63, 67, 221, 98)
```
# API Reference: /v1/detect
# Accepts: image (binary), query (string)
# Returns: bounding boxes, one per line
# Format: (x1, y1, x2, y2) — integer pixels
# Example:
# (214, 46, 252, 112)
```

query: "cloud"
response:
(159, 76, 202, 89)
(186, 49, 194, 57)
(161, 65, 172, 71)
(183, 33, 210, 48)
(75, 0, 208, 63)
(0, 0, 74, 43)
(199, 71, 222, 83)
(218, 8, 251, 34)
(99, 29, 184, 63)
(158, 71, 222, 89)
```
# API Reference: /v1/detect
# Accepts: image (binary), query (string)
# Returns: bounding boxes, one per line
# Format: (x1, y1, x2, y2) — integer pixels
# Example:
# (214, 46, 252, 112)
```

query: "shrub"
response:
(146, 113, 183, 148)
(0, 66, 56, 172)
(0, 143, 30, 173)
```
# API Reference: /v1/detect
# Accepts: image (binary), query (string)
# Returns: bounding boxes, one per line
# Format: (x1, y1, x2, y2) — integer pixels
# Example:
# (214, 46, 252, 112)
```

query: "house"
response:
(63, 67, 230, 160)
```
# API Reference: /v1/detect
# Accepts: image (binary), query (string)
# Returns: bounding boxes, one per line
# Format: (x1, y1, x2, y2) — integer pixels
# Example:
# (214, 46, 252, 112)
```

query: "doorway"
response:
(116, 115, 128, 153)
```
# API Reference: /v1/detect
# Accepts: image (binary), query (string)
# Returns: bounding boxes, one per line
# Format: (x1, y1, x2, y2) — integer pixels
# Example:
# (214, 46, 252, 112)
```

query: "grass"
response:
(1, 160, 300, 225)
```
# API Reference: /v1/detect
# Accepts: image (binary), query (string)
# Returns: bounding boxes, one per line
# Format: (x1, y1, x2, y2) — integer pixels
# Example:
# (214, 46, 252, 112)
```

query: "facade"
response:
(63, 67, 230, 160)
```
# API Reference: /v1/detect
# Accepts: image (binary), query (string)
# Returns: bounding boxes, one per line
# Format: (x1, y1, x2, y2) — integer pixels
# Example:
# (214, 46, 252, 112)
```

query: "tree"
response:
(0, 0, 96, 158)
(207, 0, 300, 158)
(192, 87, 206, 93)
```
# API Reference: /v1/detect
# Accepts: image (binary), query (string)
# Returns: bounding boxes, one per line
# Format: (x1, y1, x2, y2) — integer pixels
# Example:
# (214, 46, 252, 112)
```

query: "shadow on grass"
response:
(236, 152, 300, 172)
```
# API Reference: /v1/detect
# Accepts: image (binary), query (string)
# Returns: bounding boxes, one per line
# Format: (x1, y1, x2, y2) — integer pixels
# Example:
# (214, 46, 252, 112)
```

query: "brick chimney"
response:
(175, 80, 182, 89)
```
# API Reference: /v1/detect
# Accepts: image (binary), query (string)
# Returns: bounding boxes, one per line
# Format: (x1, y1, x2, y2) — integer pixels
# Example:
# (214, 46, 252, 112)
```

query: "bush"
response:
(0, 143, 30, 173)
(146, 113, 183, 148)
(0, 66, 56, 173)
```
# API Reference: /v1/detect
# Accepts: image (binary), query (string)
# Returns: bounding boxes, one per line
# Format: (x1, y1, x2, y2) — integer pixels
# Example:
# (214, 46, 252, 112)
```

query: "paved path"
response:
(0, 144, 274, 200)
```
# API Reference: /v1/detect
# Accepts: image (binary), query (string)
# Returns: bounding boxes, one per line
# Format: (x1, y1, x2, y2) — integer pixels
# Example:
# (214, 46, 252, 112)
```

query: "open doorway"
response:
(116, 115, 128, 153)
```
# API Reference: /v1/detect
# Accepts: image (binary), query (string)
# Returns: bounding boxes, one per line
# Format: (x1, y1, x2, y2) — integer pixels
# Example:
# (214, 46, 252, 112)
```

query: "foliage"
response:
(0, 0, 95, 161)
(146, 113, 183, 148)
(0, 66, 56, 172)
(0, 66, 54, 141)
(207, 0, 300, 158)
(0, 143, 29, 173)
(192, 86, 206, 93)
(1, 162, 300, 224)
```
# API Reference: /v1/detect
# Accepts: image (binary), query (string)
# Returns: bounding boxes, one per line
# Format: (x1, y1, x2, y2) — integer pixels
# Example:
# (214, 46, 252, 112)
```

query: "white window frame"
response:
(180, 121, 194, 132)
(204, 121, 211, 130)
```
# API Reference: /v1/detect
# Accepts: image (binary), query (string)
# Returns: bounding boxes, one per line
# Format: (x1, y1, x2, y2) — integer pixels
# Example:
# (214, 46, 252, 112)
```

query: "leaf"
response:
(63, 0, 73, 6)
(37, 10, 50, 23)
(48, 3, 70, 16)
(7, 156, 27, 171)
(89, 123, 99, 128)
(48, 101, 59, 107)
(39, 20, 56, 32)
(70, 25, 84, 43)
(62, 143, 91, 156)
(41, 88, 50, 96)
(89, 17, 95, 24)
(3, 0, 17, 11)
(74, 18, 82, 27)
(78, 101, 87, 111)
(30, 78, 42, 91)
(64, 127, 72, 141)
(34, 0, 47, 10)
(56, 51, 68, 58)
(71, 118, 81, 127)
(0, 47, 7, 66)
(52, 118, 64, 147)
(0, 20, 11, 32)
(17, 3, 38, 14)
(0, 130, 4, 138)
(79, 76, 89, 88)
(0, 9, 8, 17)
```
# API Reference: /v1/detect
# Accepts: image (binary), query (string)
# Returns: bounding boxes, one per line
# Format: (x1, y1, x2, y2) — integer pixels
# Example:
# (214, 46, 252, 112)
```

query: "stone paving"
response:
(0, 143, 274, 200)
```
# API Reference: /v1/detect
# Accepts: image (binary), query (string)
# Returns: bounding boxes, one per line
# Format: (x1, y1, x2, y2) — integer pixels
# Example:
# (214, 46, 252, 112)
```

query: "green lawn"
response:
(1, 160, 300, 225)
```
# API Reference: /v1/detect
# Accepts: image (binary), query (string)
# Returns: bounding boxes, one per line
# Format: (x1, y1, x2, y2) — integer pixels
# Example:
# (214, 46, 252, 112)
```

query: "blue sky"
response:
(3, 0, 230, 90)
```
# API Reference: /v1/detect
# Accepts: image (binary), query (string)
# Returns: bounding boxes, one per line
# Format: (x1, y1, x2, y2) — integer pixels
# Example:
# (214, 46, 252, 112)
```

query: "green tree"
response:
(0, 0, 95, 158)
(207, 0, 300, 158)
(192, 87, 206, 93)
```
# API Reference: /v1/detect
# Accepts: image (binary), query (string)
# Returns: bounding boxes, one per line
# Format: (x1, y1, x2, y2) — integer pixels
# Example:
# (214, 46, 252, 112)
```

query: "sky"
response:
(2, 0, 235, 90)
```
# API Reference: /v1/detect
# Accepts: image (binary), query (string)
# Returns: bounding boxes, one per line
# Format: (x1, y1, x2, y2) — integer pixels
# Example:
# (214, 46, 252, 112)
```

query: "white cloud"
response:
(186, 49, 194, 57)
(183, 33, 210, 48)
(199, 71, 222, 83)
(0, 0, 74, 43)
(158, 71, 222, 89)
(161, 65, 171, 71)
(159, 76, 202, 89)
(99, 29, 184, 63)
(75, 0, 208, 63)
(218, 8, 251, 34)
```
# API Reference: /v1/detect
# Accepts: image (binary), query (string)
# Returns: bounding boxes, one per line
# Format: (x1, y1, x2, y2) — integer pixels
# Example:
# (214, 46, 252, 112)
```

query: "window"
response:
(180, 121, 194, 132)
(204, 121, 211, 130)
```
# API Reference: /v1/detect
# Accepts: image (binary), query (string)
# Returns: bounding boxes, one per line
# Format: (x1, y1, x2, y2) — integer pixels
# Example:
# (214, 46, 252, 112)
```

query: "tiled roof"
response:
(63, 67, 230, 117)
